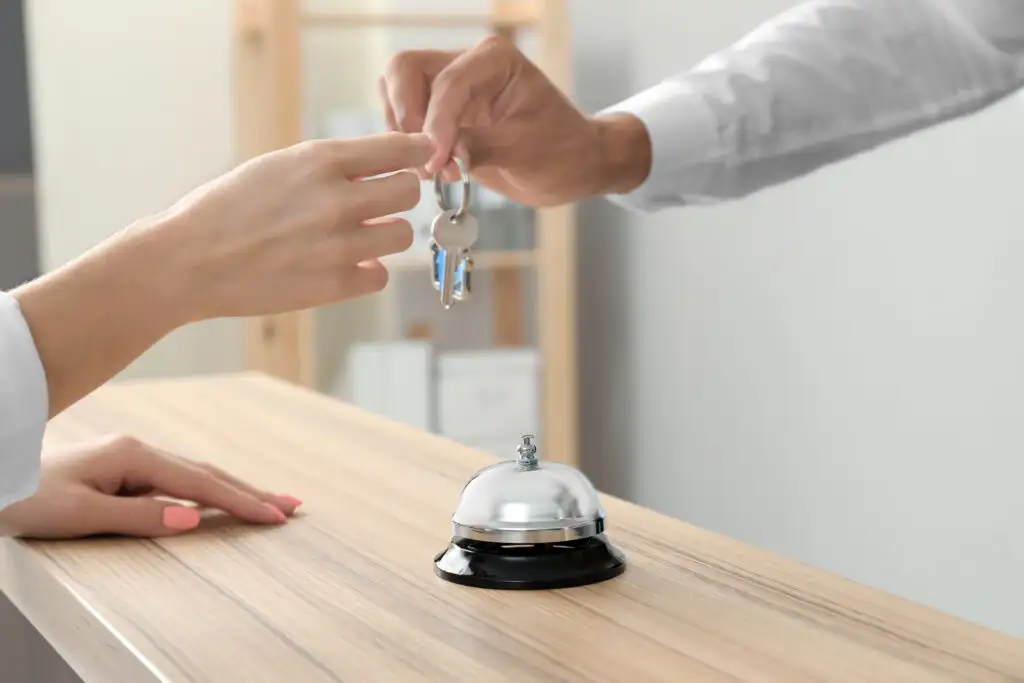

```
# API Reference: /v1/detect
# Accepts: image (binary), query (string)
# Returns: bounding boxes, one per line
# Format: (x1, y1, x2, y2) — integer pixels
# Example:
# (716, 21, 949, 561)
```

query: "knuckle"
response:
(108, 434, 144, 453)
(383, 50, 418, 80)
(188, 464, 221, 488)
(120, 444, 153, 474)
(336, 237, 361, 266)
(293, 139, 334, 166)
(292, 139, 319, 157)
(397, 112, 423, 132)
(431, 67, 456, 93)
(477, 34, 510, 53)
(192, 460, 221, 476)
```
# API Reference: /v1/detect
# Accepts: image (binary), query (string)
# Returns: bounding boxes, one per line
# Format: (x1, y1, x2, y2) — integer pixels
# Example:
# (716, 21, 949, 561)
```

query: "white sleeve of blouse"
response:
(0, 290, 47, 510)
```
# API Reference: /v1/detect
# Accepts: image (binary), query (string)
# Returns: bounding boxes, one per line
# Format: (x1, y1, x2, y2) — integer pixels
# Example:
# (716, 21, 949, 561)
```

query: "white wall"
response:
(23, 0, 386, 384)
(572, 0, 1024, 636)
(24, 0, 243, 378)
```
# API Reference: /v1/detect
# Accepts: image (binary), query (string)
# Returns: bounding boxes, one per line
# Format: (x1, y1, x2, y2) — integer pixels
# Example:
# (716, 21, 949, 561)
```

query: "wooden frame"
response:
(231, 0, 578, 466)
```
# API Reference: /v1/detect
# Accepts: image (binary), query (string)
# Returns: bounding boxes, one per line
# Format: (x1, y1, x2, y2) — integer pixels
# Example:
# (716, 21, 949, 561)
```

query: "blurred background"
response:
(2, 0, 1022, 637)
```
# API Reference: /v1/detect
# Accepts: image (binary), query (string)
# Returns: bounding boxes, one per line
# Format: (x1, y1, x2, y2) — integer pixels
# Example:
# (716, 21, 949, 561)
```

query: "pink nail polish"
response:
(279, 495, 303, 509)
(264, 503, 288, 523)
(163, 506, 201, 531)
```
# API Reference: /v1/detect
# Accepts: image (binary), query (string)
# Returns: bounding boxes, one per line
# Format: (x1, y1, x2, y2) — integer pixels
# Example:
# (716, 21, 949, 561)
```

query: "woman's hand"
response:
(157, 132, 434, 320)
(0, 435, 301, 539)
(13, 132, 434, 417)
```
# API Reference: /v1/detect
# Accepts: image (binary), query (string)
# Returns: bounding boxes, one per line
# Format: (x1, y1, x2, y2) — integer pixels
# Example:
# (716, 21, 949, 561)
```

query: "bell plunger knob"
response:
(516, 434, 538, 469)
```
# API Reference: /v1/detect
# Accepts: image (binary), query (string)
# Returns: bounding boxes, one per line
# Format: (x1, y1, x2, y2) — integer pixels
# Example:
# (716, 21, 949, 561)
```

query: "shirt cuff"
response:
(597, 78, 724, 212)
(0, 290, 47, 510)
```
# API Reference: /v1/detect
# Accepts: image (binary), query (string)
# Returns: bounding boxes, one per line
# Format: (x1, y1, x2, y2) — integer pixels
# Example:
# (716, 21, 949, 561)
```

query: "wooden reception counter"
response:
(1, 373, 1021, 682)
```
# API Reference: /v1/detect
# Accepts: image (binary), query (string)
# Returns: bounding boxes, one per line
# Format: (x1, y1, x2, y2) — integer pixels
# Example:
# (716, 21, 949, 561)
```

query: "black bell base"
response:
(433, 534, 626, 590)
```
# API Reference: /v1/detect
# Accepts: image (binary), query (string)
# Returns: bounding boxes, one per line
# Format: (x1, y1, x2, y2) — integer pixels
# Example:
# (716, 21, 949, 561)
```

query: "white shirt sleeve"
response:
(600, 0, 1024, 211)
(0, 290, 47, 510)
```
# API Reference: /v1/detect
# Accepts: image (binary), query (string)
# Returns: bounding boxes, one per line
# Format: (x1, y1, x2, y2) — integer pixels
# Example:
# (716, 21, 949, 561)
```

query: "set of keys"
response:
(430, 157, 478, 309)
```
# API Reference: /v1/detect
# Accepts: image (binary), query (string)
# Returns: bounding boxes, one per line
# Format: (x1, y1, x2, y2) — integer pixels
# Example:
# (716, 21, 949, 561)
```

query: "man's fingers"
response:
(382, 49, 459, 134)
(384, 53, 428, 133)
(377, 75, 400, 132)
(378, 41, 516, 175)
(422, 36, 516, 173)
(432, 141, 474, 184)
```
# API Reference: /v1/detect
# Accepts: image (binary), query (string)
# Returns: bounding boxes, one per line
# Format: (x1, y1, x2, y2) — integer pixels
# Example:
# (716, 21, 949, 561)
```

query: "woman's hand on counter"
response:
(0, 435, 301, 539)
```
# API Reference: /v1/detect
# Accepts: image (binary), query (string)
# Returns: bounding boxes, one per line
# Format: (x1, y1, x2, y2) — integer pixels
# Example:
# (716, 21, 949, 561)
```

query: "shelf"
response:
(232, 0, 578, 466)
(383, 249, 536, 271)
(302, 5, 540, 30)
(239, 5, 539, 37)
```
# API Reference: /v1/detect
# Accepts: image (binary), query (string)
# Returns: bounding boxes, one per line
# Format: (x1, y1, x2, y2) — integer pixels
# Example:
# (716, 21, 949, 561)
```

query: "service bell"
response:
(433, 434, 627, 590)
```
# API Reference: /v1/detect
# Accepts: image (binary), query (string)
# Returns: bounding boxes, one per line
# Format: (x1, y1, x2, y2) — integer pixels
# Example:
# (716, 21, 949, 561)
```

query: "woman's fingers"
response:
(119, 449, 289, 527)
(331, 217, 415, 266)
(188, 460, 302, 517)
(332, 131, 434, 181)
(344, 170, 422, 223)
(0, 436, 305, 540)
(80, 494, 203, 538)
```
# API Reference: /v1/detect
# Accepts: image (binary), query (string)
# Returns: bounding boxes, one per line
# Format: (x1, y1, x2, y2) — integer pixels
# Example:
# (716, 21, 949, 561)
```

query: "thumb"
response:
(84, 495, 203, 538)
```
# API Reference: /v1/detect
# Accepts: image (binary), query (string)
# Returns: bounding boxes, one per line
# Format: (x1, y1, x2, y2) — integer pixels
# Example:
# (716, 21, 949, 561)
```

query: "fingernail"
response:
(163, 506, 201, 531)
(278, 495, 303, 509)
(264, 503, 288, 524)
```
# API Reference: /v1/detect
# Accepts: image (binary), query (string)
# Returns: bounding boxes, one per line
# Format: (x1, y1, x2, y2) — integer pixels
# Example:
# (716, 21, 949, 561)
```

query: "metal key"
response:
(431, 209, 478, 308)
(431, 239, 473, 303)
(430, 157, 478, 309)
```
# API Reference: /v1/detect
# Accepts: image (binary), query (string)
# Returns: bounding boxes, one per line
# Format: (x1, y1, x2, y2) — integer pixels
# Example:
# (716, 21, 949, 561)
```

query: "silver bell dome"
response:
(450, 435, 606, 544)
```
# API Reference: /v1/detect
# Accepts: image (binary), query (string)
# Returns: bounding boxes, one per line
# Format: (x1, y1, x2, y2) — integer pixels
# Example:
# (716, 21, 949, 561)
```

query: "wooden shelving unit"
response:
(231, 0, 578, 466)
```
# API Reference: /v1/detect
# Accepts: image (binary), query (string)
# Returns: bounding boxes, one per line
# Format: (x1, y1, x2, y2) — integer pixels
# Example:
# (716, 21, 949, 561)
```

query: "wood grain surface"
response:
(1, 373, 1021, 682)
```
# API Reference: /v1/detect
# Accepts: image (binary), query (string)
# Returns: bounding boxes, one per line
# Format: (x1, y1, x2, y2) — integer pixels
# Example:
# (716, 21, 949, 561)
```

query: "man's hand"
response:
(378, 35, 652, 207)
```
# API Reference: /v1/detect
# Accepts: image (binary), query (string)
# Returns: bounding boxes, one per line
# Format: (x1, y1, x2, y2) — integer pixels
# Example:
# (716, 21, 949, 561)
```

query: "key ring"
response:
(433, 156, 471, 222)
